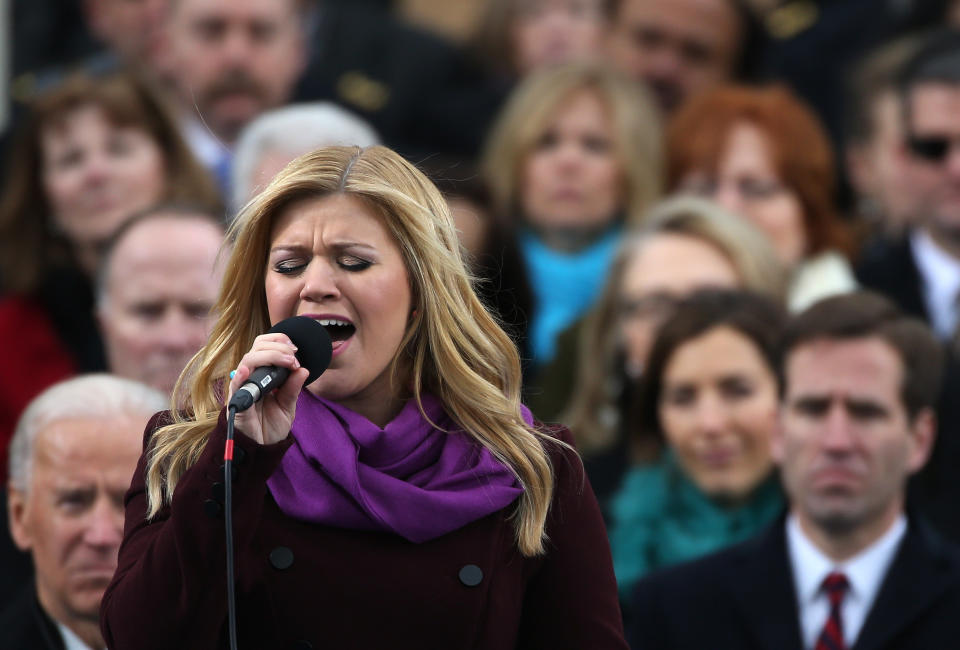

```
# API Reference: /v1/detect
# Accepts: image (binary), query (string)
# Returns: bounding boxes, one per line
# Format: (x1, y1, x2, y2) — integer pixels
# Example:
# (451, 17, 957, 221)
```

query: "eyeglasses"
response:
(619, 293, 680, 321)
(907, 134, 960, 163)
(681, 176, 788, 203)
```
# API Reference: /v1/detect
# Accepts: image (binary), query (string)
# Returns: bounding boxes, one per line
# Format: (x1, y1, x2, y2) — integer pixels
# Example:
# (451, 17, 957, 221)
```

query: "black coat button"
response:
(203, 499, 222, 519)
(287, 641, 312, 650)
(270, 546, 294, 570)
(233, 445, 247, 464)
(219, 463, 239, 480)
(458, 564, 483, 587)
(212, 482, 225, 503)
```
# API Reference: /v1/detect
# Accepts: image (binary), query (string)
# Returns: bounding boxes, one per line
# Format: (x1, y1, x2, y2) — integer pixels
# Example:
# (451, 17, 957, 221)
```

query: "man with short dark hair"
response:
(602, 0, 746, 112)
(855, 30, 960, 542)
(630, 292, 960, 650)
(162, 0, 307, 188)
(857, 30, 960, 337)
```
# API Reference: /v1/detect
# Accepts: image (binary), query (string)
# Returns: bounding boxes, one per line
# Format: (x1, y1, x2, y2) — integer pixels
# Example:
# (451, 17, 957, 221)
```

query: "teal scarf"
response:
(609, 453, 783, 597)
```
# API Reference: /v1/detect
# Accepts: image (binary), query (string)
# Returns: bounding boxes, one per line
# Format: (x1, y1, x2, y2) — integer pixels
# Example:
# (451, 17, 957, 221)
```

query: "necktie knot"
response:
(822, 571, 849, 607)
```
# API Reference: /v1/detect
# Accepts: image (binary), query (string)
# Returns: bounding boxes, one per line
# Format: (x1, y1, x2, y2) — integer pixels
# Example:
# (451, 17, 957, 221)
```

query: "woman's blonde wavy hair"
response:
(146, 145, 559, 556)
(563, 196, 787, 453)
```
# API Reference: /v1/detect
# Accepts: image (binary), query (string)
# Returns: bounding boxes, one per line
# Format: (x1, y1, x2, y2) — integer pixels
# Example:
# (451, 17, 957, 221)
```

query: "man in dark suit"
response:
(856, 30, 960, 334)
(630, 292, 960, 650)
(855, 30, 960, 543)
(0, 375, 164, 650)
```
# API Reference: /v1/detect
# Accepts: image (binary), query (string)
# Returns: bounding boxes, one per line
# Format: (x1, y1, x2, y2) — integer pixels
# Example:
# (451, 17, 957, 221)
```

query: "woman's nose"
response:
(299, 259, 341, 302)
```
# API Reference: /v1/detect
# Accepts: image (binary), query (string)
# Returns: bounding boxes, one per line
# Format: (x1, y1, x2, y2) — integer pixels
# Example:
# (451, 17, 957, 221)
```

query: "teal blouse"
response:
(609, 453, 784, 598)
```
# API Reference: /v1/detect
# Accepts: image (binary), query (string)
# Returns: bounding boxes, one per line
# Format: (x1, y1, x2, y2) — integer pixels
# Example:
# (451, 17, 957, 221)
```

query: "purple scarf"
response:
(266, 392, 526, 543)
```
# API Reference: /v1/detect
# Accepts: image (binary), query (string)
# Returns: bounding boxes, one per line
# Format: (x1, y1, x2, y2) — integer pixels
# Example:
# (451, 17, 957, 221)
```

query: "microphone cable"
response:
(225, 405, 239, 650)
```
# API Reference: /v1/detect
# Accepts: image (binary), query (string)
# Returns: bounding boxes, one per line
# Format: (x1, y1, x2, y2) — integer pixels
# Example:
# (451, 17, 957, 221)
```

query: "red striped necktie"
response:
(815, 572, 850, 650)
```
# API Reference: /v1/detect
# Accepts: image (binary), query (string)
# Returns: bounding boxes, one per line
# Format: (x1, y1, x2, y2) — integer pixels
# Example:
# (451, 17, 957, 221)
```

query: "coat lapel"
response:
(727, 521, 804, 650)
(853, 521, 957, 650)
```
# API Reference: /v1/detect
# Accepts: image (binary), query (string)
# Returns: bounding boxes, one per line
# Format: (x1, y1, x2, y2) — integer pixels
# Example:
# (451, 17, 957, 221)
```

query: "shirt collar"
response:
(787, 513, 907, 606)
(56, 621, 101, 650)
(911, 228, 960, 338)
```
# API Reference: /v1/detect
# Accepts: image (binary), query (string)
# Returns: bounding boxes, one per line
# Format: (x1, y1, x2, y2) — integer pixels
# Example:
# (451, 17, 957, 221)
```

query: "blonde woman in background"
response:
(531, 196, 786, 511)
(482, 61, 661, 370)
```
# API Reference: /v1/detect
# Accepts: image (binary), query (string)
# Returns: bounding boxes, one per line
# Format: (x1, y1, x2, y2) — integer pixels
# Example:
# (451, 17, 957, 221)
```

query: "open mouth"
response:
(317, 318, 356, 343)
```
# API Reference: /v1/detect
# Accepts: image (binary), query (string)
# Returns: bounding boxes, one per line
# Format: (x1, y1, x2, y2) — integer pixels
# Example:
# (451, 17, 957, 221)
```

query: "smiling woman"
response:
(608, 289, 786, 621)
(99, 145, 628, 649)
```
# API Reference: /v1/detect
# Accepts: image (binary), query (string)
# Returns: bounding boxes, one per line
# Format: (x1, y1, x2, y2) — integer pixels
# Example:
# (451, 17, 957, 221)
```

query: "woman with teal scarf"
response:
(609, 290, 787, 618)
(481, 61, 662, 368)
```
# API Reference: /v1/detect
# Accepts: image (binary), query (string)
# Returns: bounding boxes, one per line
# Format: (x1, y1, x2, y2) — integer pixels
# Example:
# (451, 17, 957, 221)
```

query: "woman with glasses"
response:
(667, 84, 857, 312)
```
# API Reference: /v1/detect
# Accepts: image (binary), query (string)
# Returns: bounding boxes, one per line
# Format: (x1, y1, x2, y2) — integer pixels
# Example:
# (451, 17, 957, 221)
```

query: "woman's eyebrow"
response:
(268, 241, 379, 255)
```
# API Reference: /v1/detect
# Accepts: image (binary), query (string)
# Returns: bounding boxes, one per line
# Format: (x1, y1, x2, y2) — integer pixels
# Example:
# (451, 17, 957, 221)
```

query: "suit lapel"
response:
(727, 521, 804, 650)
(856, 233, 931, 324)
(853, 522, 956, 650)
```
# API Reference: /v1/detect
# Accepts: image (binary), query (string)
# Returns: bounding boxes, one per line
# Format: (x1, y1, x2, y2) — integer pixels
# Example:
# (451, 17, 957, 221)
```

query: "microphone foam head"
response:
(267, 316, 333, 385)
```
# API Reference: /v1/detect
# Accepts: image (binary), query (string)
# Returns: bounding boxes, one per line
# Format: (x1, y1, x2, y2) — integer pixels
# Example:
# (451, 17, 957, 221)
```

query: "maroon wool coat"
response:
(100, 410, 628, 649)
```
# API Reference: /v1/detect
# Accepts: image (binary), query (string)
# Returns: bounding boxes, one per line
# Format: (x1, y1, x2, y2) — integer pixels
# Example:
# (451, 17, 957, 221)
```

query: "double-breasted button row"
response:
(204, 481, 228, 519)
(458, 564, 483, 587)
(270, 546, 295, 570)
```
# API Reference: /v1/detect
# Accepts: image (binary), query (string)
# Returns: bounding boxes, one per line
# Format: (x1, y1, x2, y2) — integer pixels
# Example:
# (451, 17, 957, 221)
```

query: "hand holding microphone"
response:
(227, 317, 332, 445)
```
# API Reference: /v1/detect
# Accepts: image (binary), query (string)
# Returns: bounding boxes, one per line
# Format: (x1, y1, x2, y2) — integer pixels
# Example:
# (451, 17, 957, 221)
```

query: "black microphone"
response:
(228, 316, 333, 412)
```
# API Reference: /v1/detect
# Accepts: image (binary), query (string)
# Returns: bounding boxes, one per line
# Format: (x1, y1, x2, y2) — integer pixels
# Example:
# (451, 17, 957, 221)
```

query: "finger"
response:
(253, 333, 297, 349)
(274, 367, 310, 412)
(228, 364, 252, 401)
(235, 349, 301, 377)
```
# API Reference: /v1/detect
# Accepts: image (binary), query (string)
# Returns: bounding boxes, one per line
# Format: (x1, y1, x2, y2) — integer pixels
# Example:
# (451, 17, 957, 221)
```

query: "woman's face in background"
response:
(659, 325, 778, 502)
(618, 233, 740, 377)
(520, 89, 623, 235)
(678, 121, 808, 267)
(42, 104, 167, 274)
(511, 0, 604, 77)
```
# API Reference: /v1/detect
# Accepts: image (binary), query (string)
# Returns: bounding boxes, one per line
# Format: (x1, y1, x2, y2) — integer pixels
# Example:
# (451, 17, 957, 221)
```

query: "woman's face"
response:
(265, 193, 413, 421)
(511, 0, 603, 76)
(520, 89, 623, 234)
(659, 325, 778, 502)
(679, 122, 807, 267)
(618, 233, 740, 377)
(42, 104, 167, 271)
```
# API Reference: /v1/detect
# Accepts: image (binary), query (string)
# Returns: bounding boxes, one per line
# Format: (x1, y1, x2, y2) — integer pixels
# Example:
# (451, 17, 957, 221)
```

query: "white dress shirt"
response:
(56, 621, 103, 650)
(182, 115, 232, 174)
(786, 514, 907, 650)
(911, 228, 960, 340)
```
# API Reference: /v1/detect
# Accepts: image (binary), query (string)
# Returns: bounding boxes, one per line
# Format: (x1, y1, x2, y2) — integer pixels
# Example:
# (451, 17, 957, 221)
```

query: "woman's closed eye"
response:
(273, 259, 308, 275)
(338, 255, 372, 271)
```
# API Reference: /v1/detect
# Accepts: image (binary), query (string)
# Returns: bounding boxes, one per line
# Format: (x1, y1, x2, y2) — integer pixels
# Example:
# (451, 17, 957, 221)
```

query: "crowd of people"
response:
(3, 1, 960, 648)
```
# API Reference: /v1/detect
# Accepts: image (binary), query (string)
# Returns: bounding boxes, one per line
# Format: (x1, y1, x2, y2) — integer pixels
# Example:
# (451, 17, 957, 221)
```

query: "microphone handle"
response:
(228, 365, 291, 412)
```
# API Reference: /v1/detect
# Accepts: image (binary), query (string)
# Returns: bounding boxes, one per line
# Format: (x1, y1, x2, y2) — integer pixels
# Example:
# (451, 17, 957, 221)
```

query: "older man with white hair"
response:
(1, 374, 165, 650)
(230, 101, 379, 213)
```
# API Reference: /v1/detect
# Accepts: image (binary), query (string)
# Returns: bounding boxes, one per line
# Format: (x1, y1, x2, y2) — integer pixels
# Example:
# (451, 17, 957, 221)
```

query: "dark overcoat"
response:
(101, 410, 627, 650)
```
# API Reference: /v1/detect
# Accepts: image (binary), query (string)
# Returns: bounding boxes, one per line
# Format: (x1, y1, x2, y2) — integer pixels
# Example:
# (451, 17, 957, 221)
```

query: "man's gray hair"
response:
(231, 101, 380, 213)
(9, 374, 167, 492)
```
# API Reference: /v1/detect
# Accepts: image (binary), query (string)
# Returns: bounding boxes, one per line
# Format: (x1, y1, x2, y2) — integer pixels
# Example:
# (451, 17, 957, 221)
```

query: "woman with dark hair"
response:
(667, 84, 857, 312)
(609, 289, 786, 610)
(0, 69, 221, 473)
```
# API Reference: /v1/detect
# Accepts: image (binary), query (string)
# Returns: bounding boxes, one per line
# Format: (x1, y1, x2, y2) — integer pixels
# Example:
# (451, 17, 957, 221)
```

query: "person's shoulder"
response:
(0, 583, 61, 649)
(634, 522, 776, 601)
(911, 517, 960, 572)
